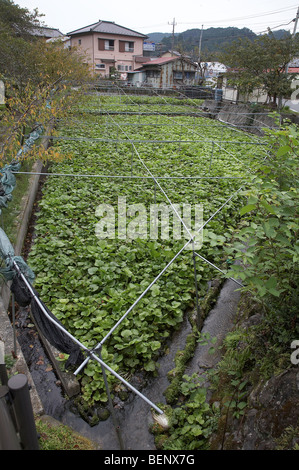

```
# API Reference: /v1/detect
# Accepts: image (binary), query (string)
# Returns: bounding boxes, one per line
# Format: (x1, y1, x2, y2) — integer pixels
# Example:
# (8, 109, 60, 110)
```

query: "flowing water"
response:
(16, 278, 241, 450)
(16, 306, 192, 450)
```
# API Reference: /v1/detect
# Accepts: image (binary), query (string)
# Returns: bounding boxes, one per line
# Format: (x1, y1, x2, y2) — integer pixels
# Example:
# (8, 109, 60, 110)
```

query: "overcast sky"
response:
(15, 0, 299, 36)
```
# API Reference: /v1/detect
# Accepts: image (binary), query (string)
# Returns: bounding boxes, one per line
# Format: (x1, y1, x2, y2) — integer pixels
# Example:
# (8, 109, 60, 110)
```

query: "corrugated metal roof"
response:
(146, 57, 178, 65)
(288, 67, 299, 73)
(68, 20, 147, 38)
(141, 57, 197, 67)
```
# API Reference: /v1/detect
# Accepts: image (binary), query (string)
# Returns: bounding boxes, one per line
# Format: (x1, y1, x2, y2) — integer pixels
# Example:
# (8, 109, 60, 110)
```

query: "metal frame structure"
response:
(2, 85, 270, 438)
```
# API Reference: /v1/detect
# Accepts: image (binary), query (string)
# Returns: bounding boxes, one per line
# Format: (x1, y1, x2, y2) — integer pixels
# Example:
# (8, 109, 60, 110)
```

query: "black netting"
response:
(11, 274, 84, 368)
(11, 274, 31, 307)
(30, 293, 84, 368)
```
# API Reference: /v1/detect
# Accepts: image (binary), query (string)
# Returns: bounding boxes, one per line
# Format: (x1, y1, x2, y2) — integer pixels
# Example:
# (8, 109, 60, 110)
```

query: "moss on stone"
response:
(163, 331, 197, 405)
(163, 281, 223, 405)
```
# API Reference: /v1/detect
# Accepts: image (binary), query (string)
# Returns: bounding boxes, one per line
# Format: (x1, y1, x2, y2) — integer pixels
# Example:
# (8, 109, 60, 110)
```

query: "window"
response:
(78, 39, 82, 45)
(117, 64, 133, 72)
(185, 71, 195, 79)
(147, 70, 160, 78)
(105, 39, 114, 50)
(119, 41, 134, 53)
(95, 63, 106, 70)
(174, 71, 183, 79)
(98, 38, 114, 51)
(125, 42, 134, 52)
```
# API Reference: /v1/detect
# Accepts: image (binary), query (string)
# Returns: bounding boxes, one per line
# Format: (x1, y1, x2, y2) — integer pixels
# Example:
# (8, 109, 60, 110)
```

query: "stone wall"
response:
(201, 100, 277, 135)
(210, 369, 299, 450)
(202, 99, 299, 135)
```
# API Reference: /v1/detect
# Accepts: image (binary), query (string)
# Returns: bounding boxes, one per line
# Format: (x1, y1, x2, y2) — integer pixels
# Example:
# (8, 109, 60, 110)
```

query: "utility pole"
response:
(198, 25, 203, 64)
(169, 18, 177, 56)
(279, 6, 299, 109)
(292, 6, 299, 35)
(285, 5, 299, 75)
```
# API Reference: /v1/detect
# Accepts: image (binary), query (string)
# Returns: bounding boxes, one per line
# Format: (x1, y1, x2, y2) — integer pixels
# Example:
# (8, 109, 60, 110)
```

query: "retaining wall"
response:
(202, 100, 277, 134)
(0, 131, 49, 415)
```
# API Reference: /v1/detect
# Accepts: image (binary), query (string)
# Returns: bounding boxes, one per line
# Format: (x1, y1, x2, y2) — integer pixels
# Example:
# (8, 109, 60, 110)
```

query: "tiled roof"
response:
(32, 26, 64, 38)
(68, 20, 147, 38)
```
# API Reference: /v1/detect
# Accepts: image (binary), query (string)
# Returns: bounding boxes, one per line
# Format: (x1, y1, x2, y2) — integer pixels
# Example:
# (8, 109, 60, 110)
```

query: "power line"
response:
(178, 5, 298, 26)
(156, 15, 297, 46)
(257, 19, 295, 35)
(140, 5, 298, 31)
(195, 21, 294, 41)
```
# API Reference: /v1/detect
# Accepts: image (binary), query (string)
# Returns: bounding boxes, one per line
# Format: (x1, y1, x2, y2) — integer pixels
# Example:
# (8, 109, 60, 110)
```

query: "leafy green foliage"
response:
(0, 0, 42, 40)
(28, 95, 265, 404)
(0, 0, 92, 163)
(158, 27, 256, 60)
(222, 118, 298, 394)
(225, 119, 298, 305)
(159, 374, 219, 450)
(220, 33, 299, 104)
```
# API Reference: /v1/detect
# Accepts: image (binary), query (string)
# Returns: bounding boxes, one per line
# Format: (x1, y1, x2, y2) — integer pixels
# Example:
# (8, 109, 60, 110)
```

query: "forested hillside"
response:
(146, 27, 291, 60)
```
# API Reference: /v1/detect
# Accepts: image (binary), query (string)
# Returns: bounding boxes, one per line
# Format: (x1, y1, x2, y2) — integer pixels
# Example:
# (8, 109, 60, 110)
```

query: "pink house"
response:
(68, 20, 147, 77)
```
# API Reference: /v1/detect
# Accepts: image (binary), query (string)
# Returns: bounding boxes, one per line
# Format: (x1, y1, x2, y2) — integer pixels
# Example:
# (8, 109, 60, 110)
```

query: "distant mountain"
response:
(271, 29, 291, 39)
(146, 32, 173, 43)
(145, 27, 291, 60)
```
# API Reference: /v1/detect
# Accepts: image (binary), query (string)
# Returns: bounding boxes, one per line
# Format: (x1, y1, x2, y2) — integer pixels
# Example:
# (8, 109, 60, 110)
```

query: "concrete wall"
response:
(128, 70, 146, 86)
(222, 78, 268, 104)
(222, 86, 238, 102)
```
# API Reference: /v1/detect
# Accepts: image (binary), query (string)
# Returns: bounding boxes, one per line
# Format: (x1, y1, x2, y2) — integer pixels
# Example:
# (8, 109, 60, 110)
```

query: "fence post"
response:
(131, 143, 134, 176)
(0, 80, 4, 105)
(8, 374, 40, 450)
(0, 341, 8, 386)
(0, 386, 21, 450)
(209, 141, 215, 173)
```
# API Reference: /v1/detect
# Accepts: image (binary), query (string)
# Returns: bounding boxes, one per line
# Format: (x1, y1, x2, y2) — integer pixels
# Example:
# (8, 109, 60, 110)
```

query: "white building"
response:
(202, 62, 227, 83)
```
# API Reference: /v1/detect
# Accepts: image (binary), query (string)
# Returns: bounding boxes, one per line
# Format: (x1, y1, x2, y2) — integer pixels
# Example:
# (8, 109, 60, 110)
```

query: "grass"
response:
(36, 417, 98, 450)
(0, 160, 34, 246)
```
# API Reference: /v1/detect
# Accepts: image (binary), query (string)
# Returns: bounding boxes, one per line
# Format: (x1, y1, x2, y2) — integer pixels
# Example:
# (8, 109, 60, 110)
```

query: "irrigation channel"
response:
(11, 87, 271, 450)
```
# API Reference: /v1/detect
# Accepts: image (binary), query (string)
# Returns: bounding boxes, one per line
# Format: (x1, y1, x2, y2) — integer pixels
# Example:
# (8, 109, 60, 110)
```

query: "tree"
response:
(219, 31, 299, 105)
(0, 0, 92, 163)
(0, 0, 43, 39)
(225, 117, 298, 312)
(0, 0, 43, 92)
(160, 27, 256, 58)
